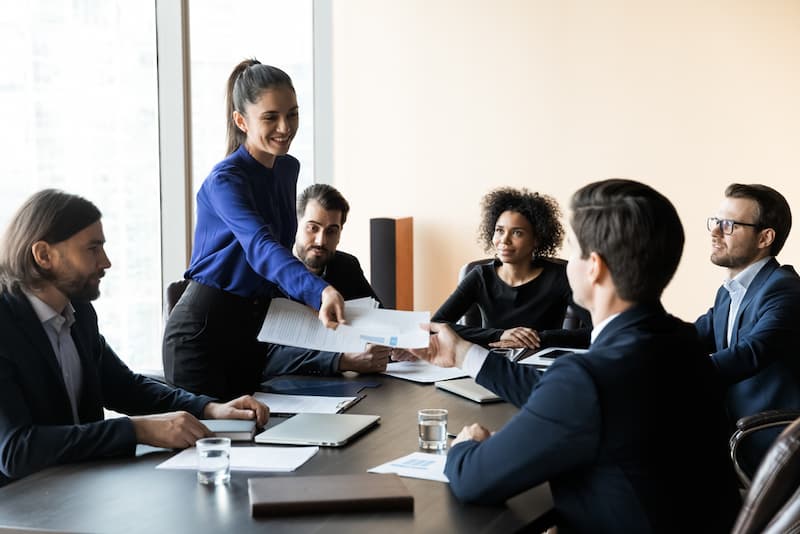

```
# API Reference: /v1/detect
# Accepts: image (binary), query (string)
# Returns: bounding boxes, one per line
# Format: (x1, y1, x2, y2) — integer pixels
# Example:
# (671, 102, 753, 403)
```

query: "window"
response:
(0, 1, 318, 374)
(189, 0, 315, 197)
(0, 2, 162, 371)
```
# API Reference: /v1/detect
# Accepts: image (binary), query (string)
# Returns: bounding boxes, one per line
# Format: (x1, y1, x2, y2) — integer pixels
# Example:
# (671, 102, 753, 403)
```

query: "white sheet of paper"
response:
(368, 452, 449, 483)
(382, 360, 468, 383)
(258, 298, 430, 352)
(155, 445, 318, 472)
(252, 392, 358, 414)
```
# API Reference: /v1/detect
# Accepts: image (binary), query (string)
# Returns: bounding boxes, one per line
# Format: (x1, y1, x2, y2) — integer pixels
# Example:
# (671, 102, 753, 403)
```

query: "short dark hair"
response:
(478, 187, 564, 257)
(297, 184, 351, 225)
(0, 189, 101, 291)
(570, 179, 684, 302)
(225, 58, 295, 156)
(725, 183, 791, 256)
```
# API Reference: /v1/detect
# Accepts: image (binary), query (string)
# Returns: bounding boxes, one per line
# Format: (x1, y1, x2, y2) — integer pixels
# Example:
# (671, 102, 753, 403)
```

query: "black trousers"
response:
(162, 281, 269, 401)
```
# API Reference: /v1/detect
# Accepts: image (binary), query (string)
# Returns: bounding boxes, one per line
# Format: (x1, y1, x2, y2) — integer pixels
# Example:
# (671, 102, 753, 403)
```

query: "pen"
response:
(447, 432, 458, 439)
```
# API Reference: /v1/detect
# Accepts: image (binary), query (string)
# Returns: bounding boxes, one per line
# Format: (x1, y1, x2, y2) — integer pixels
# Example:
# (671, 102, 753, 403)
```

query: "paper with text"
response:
(258, 298, 430, 352)
(156, 445, 318, 472)
(253, 392, 359, 414)
(382, 360, 468, 383)
(368, 452, 449, 483)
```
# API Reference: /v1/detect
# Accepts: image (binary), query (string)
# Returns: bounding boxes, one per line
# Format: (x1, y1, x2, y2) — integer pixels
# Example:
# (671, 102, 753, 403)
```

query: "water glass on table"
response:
(196, 437, 231, 485)
(418, 408, 448, 451)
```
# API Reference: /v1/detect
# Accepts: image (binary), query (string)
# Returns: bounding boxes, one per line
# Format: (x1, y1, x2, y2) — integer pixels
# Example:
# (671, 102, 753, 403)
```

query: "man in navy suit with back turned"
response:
(696, 183, 800, 475)
(416, 179, 740, 533)
(0, 189, 268, 487)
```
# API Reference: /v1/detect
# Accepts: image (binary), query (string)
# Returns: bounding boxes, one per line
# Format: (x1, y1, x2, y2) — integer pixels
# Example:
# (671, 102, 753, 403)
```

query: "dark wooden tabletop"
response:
(0, 373, 553, 534)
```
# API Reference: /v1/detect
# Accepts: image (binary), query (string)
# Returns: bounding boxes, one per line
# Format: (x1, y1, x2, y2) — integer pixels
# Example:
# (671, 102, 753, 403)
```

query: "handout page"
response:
(156, 446, 319, 472)
(368, 452, 449, 483)
(258, 298, 430, 352)
(253, 392, 360, 414)
(382, 360, 468, 383)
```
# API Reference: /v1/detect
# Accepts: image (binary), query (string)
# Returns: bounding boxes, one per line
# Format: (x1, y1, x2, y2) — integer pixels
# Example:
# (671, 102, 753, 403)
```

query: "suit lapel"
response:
(713, 287, 730, 350)
(69, 304, 102, 420)
(729, 258, 778, 346)
(5, 289, 72, 402)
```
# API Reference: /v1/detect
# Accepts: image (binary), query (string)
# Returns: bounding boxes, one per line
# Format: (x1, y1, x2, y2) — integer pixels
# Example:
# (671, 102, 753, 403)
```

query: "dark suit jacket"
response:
(695, 258, 800, 468)
(263, 251, 382, 377)
(446, 303, 740, 533)
(0, 287, 213, 486)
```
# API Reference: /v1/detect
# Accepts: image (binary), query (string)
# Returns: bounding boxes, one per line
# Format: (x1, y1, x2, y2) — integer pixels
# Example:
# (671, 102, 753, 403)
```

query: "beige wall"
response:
(328, 0, 800, 321)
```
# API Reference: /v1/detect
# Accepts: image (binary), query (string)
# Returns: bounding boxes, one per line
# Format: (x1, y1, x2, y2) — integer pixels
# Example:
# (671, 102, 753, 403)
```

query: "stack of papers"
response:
(368, 452, 449, 483)
(258, 298, 430, 353)
(156, 446, 318, 472)
(253, 392, 361, 414)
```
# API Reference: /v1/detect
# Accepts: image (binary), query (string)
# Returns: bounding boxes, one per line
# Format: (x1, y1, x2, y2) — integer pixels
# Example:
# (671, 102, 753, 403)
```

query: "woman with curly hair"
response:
(432, 187, 575, 348)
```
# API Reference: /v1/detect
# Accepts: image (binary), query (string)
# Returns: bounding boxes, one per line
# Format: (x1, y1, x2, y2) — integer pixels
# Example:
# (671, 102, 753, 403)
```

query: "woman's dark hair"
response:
(725, 183, 792, 257)
(297, 184, 351, 225)
(0, 189, 101, 291)
(478, 187, 564, 258)
(570, 179, 684, 302)
(225, 58, 295, 155)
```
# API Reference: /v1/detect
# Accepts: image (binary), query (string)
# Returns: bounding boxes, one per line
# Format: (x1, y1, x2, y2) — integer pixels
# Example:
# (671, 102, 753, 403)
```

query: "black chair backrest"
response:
(731, 412, 800, 534)
(165, 279, 190, 317)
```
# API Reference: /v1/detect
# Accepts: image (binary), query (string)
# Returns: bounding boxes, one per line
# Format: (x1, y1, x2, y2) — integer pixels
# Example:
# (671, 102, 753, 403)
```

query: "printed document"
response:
(258, 298, 430, 352)
(253, 392, 360, 414)
(368, 452, 449, 483)
(156, 446, 318, 472)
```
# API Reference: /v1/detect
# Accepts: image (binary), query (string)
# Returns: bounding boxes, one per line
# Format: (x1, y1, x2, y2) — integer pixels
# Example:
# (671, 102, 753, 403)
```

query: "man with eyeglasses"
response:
(696, 183, 800, 475)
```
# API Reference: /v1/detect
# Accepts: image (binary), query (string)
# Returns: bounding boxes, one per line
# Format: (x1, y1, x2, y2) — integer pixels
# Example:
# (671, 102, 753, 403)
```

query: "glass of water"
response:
(196, 437, 231, 485)
(418, 408, 448, 451)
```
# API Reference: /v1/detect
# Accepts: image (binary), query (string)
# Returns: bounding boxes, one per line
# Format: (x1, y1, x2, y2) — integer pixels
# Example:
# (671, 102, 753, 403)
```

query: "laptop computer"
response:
(254, 413, 381, 447)
(435, 378, 502, 404)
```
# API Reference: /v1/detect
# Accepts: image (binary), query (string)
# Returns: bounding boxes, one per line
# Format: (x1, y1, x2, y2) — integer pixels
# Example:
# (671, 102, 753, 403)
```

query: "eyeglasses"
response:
(706, 217, 760, 235)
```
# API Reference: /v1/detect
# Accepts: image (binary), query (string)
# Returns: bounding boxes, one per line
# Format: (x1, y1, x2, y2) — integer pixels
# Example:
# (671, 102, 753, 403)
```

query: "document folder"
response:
(248, 473, 414, 516)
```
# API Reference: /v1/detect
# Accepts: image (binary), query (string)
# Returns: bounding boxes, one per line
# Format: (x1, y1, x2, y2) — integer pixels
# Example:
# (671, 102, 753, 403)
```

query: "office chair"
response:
(165, 279, 190, 317)
(729, 409, 800, 488)
(730, 410, 800, 534)
(455, 258, 582, 330)
(142, 279, 190, 386)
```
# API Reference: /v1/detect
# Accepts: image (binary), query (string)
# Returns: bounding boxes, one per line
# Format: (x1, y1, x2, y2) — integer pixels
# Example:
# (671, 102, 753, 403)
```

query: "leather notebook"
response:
(200, 419, 256, 441)
(248, 473, 414, 516)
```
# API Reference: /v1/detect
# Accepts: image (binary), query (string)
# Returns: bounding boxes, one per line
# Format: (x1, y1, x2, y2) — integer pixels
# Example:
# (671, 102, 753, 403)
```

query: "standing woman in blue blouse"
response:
(163, 59, 345, 400)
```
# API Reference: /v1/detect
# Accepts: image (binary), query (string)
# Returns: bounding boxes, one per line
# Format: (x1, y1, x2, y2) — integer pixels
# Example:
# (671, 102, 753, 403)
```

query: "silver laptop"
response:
(254, 413, 380, 447)
(435, 377, 502, 404)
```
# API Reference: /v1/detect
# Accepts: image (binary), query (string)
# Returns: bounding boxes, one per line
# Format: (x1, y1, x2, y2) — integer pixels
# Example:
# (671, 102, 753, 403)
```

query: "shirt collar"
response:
(723, 256, 772, 294)
(590, 312, 621, 344)
(22, 288, 76, 328)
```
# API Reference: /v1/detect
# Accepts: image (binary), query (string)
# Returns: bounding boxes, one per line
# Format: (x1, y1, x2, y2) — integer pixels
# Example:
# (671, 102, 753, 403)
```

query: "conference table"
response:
(0, 372, 554, 534)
